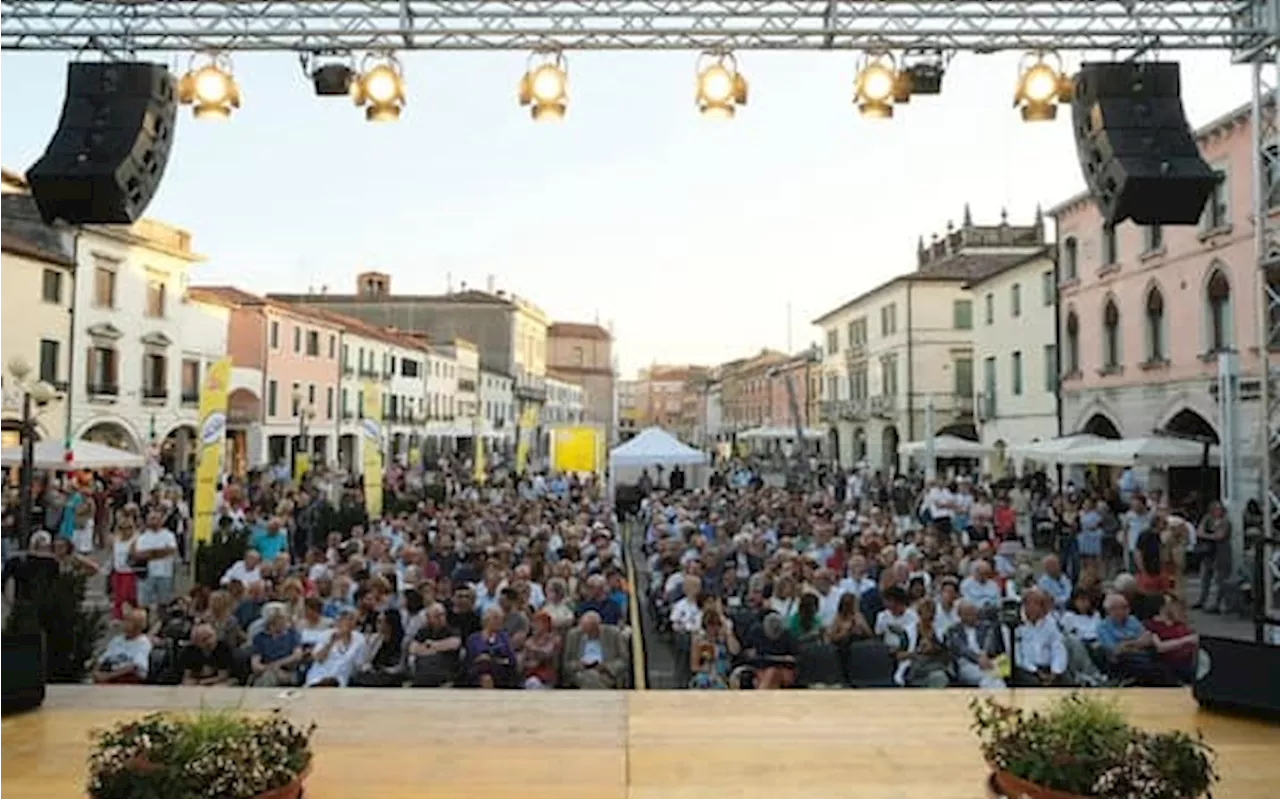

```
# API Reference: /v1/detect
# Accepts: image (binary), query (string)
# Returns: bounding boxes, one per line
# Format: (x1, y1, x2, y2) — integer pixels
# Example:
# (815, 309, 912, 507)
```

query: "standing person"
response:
(134, 510, 178, 614)
(109, 517, 141, 619)
(1193, 502, 1233, 614)
(62, 479, 97, 556)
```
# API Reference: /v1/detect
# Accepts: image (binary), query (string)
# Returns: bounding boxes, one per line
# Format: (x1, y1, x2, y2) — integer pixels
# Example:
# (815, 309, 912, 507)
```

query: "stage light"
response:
(178, 52, 240, 120)
(313, 64, 354, 96)
(695, 51, 748, 119)
(519, 50, 569, 121)
(1015, 51, 1071, 122)
(854, 53, 899, 119)
(352, 54, 405, 122)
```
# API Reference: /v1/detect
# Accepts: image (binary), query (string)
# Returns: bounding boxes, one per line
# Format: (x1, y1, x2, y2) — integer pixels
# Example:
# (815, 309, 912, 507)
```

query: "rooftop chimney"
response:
(357, 271, 391, 298)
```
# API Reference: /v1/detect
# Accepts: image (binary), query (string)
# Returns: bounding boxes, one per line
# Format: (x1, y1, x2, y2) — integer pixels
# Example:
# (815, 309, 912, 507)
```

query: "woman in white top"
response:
(109, 517, 140, 620)
(769, 575, 799, 619)
(305, 610, 366, 687)
(1058, 590, 1101, 644)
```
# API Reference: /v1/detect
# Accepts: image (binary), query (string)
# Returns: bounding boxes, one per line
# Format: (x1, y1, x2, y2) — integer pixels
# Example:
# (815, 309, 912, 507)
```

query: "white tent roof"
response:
(900, 435, 990, 458)
(1008, 434, 1115, 465)
(609, 427, 708, 467)
(1066, 436, 1220, 468)
(0, 440, 145, 471)
(738, 426, 825, 441)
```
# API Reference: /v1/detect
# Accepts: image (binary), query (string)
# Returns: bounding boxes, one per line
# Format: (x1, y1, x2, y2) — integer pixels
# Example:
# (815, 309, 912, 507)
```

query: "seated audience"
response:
(93, 609, 152, 684)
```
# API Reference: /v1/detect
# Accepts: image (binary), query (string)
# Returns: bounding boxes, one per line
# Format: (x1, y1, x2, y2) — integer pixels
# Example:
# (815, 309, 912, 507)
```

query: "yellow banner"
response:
(514, 405, 539, 475)
(361, 382, 384, 518)
(552, 426, 599, 474)
(193, 358, 231, 544)
(293, 453, 310, 484)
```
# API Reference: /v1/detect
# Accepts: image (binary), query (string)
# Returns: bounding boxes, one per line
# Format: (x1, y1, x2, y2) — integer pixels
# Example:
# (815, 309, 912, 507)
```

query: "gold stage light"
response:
(178, 52, 241, 120)
(1015, 51, 1072, 122)
(854, 53, 899, 119)
(695, 51, 748, 119)
(519, 50, 568, 122)
(352, 54, 406, 122)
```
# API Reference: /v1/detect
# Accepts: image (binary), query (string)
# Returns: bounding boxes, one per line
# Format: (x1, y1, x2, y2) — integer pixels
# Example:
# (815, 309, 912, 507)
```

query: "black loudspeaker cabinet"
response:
(1, 633, 47, 717)
(1193, 635, 1280, 721)
(1071, 61, 1220, 226)
(27, 61, 177, 225)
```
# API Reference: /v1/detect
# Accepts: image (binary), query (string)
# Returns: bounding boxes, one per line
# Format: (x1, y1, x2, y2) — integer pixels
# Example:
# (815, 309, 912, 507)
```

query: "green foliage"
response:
(87, 709, 315, 799)
(194, 525, 249, 589)
(3, 571, 107, 683)
(971, 693, 1219, 799)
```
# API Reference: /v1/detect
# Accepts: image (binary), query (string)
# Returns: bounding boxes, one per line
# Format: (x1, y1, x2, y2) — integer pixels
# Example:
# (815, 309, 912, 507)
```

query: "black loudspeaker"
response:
(0, 633, 47, 717)
(1071, 61, 1220, 226)
(27, 61, 177, 225)
(1193, 635, 1280, 721)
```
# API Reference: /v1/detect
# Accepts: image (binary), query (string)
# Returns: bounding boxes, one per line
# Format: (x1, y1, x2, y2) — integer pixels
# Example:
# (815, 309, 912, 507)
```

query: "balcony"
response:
(515, 383, 546, 402)
(869, 394, 896, 417)
(87, 382, 119, 400)
(358, 367, 380, 379)
(180, 389, 199, 405)
(843, 342, 868, 362)
(381, 369, 394, 382)
(141, 386, 168, 403)
(457, 378, 477, 393)
(341, 408, 355, 421)
(341, 363, 355, 377)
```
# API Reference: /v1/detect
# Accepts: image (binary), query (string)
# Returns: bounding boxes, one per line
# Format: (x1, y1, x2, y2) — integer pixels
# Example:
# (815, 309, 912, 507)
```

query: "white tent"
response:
(1008, 434, 1115, 465)
(899, 435, 990, 458)
(738, 426, 825, 441)
(1065, 436, 1220, 468)
(0, 440, 145, 471)
(609, 427, 708, 468)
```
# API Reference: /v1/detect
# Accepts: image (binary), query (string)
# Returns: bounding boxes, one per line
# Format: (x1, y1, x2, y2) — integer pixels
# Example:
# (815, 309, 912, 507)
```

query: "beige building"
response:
(547, 321, 615, 436)
(1, 196, 77, 446)
(270, 274, 550, 412)
(812, 209, 1048, 472)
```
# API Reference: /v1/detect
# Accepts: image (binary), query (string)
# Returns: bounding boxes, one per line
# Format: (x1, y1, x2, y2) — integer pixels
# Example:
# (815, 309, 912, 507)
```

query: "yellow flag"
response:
(552, 426, 598, 473)
(361, 382, 383, 518)
(193, 358, 231, 544)
(472, 415, 486, 484)
(514, 405, 539, 475)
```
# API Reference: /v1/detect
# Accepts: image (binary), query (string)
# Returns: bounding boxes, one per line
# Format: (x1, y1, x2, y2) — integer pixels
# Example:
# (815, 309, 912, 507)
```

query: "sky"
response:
(0, 48, 1252, 376)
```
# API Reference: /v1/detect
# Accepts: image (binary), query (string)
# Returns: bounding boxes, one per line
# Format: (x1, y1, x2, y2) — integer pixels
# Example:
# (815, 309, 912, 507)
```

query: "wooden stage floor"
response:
(3, 687, 1276, 798)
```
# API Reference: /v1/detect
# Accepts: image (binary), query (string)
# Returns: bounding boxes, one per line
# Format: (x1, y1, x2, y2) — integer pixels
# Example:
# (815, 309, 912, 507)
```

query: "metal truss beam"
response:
(0, 1, 1262, 54)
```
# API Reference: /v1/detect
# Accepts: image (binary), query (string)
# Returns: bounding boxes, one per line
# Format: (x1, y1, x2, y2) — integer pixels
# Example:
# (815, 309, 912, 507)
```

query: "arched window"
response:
(1206, 269, 1232, 352)
(1065, 311, 1080, 374)
(1102, 299, 1121, 370)
(1145, 286, 1165, 361)
(1061, 237, 1079, 280)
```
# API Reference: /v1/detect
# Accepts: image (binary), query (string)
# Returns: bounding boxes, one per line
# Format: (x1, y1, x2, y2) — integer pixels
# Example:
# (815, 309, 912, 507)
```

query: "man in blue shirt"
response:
(249, 517, 289, 561)
(1097, 593, 1175, 686)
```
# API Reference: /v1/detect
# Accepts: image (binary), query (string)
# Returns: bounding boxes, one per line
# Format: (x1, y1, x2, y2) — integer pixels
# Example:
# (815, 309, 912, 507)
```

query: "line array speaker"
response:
(27, 61, 177, 225)
(1071, 61, 1220, 226)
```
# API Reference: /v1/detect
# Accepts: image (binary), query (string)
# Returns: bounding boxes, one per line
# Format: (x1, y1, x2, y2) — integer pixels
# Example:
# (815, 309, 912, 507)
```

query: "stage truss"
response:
(1, 0, 1278, 631)
(0, 1, 1266, 53)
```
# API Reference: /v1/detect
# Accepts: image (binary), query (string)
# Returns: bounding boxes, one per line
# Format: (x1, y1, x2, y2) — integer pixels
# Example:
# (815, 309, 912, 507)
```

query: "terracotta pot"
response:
(252, 763, 312, 799)
(991, 770, 1093, 799)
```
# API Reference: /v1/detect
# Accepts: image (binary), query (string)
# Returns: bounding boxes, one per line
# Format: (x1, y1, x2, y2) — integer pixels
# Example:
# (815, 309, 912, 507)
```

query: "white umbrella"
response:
(1008, 434, 1114, 466)
(0, 440, 146, 471)
(899, 435, 990, 458)
(1069, 436, 1219, 468)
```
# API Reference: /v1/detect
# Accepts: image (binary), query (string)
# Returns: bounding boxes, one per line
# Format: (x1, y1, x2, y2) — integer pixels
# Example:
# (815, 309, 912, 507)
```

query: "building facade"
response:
(1, 192, 76, 447)
(69, 218, 228, 475)
(480, 368, 515, 450)
(969, 251, 1061, 474)
(634, 364, 709, 441)
(1052, 101, 1269, 509)
(544, 376, 586, 425)
(617, 380, 641, 440)
(269, 274, 550, 414)
(813, 209, 1048, 471)
(547, 321, 615, 436)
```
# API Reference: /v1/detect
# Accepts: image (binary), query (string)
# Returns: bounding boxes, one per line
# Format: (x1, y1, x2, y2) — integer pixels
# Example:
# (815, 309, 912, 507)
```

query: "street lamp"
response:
(7, 357, 59, 546)
(291, 387, 317, 479)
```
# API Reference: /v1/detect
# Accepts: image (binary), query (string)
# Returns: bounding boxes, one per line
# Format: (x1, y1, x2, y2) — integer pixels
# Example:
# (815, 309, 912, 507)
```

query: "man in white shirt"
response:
(837, 554, 877, 599)
(873, 586, 919, 686)
(1035, 555, 1073, 611)
(1013, 589, 1069, 686)
(135, 510, 178, 611)
(221, 549, 265, 587)
(960, 560, 1002, 613)
(669, 576, 703, 634)
(92, 609, 152, 684)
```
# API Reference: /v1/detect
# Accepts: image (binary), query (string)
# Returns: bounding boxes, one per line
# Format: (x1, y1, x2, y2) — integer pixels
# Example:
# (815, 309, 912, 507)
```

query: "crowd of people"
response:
(641, 463, 1212, 690)
(6, 459, 637, 691)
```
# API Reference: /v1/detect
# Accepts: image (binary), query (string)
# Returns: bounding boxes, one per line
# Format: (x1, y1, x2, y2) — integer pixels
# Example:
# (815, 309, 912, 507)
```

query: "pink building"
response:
(189, 287, 344, 472)
(1050, 101, 1270, 501)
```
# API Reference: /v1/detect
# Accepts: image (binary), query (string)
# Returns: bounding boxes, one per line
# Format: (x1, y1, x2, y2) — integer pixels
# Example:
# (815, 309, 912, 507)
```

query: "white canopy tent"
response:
(1008, 434, 1115, 466)
(899, 435, 991, 459)
(738, 426, 825, 441)
(1064, 436, 1220, 468)
(0, 440, 145, 471)
(609, 427, 709, 496)
(609, 427, 708, 468)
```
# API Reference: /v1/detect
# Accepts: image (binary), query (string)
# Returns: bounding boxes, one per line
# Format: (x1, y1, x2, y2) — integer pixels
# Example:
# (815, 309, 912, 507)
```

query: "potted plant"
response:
(87, 709, 315, 799)
(971, 693, 1218, 799)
